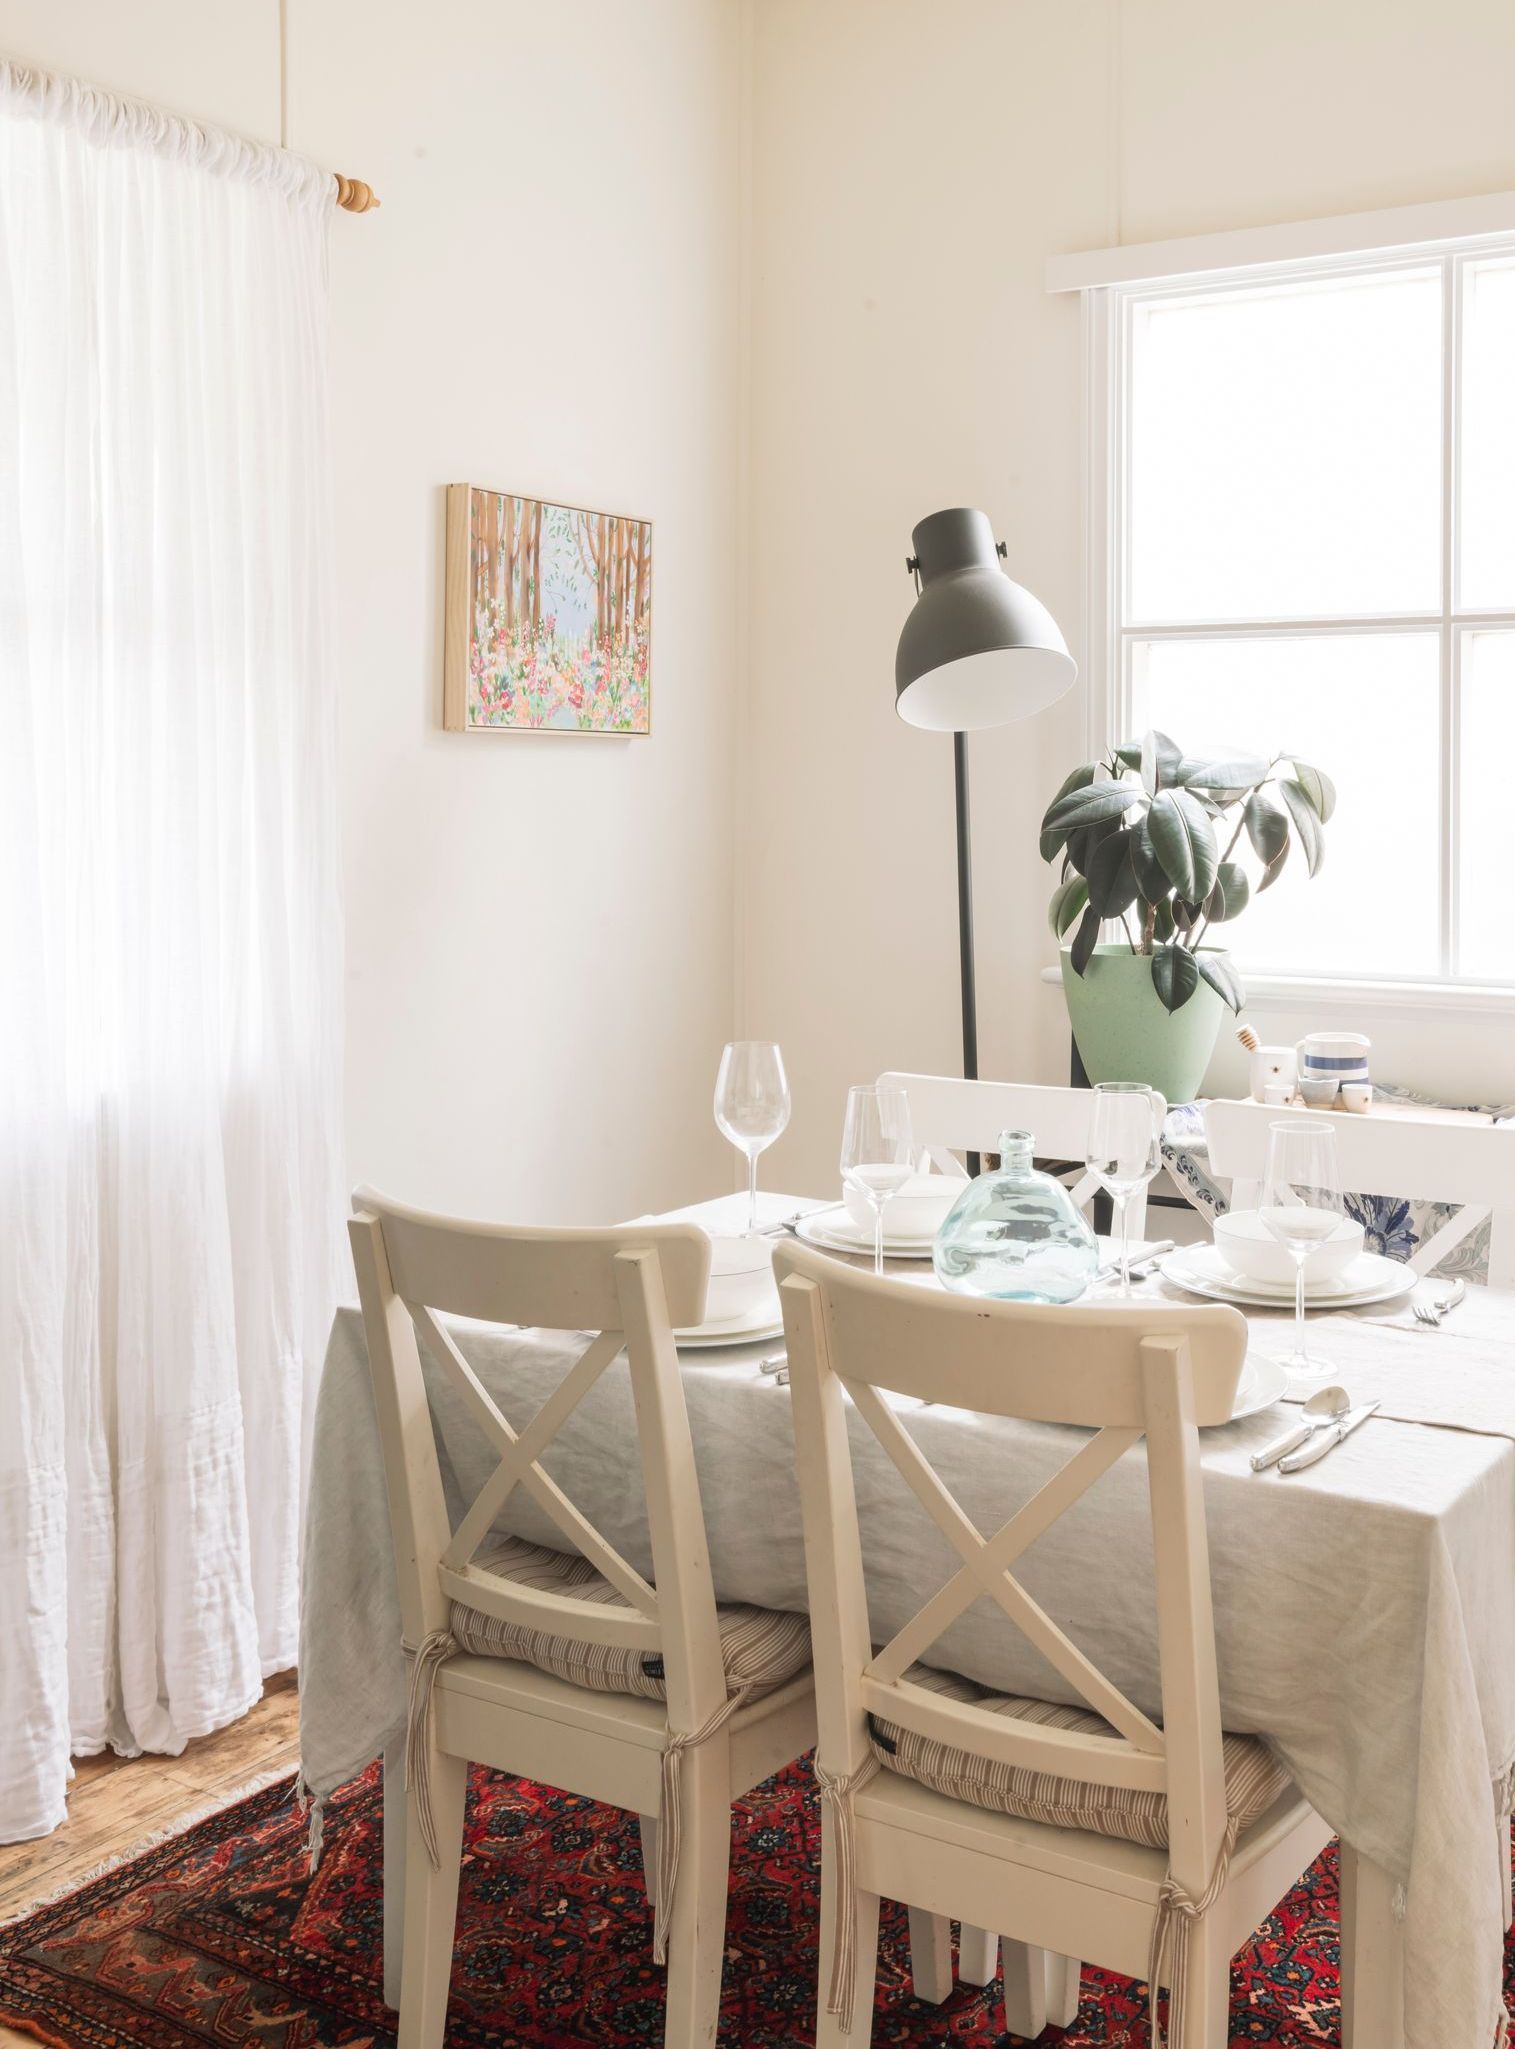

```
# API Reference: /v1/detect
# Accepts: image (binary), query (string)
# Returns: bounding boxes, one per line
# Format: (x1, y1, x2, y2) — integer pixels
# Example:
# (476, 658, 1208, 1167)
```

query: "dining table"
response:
(298, 1190, 1515, 2049)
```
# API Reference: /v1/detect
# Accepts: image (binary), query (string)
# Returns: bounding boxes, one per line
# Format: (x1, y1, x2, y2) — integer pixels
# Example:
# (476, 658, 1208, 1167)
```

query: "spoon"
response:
(1250, 1383, 1351, 1472)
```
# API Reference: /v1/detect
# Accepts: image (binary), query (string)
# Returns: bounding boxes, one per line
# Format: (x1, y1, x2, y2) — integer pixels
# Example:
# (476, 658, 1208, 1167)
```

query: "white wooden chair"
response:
(775, 1238, 1333, 2048)
(349, 1191, 818, 2049)
(1205, 1096, 1515, 1287)
(877, 1071, 1161, 1240)
(1208, 1095, 1515, 1929)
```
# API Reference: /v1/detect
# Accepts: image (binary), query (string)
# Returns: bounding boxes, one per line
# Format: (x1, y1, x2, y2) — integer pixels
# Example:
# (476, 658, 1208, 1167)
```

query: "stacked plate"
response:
(674, 1297, 784, 1348)
(793, 1204, 938, 1263)
(1159, 1244, 1414, 1311)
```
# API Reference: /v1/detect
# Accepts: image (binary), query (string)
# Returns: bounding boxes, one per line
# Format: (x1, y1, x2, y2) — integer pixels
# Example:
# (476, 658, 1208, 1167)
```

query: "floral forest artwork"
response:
(443, 484, 652, 735)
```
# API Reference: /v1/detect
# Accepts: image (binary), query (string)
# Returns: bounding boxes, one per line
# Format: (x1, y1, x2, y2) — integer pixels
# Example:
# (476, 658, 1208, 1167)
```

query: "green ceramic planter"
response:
(1060, 942, 1228, 1107)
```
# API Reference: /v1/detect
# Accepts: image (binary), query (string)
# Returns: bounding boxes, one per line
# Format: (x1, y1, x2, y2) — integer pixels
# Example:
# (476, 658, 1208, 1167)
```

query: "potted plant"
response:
(1040, 731, 1334, 1104)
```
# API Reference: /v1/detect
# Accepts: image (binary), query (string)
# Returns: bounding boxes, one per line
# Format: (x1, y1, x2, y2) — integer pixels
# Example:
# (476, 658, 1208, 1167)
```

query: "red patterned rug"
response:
(0, 1756, 1409, 2047)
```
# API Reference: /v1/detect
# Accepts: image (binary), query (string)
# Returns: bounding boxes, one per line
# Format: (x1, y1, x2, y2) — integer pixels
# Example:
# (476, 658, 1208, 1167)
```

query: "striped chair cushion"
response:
(868, 1663, 1290, 1851)
(450, 1532, 811, 1703)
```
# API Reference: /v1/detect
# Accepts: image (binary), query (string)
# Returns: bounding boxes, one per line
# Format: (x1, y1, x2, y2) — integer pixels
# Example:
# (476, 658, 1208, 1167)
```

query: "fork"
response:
(1412, 1278, 1467, 1328)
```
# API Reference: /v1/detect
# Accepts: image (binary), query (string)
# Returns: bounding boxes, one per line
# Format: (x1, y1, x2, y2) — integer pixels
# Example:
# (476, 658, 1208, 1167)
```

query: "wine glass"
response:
(714, 1042, 791, 1234)
(1260, 1118, 1344, 1387)
(840, 1085, 915, 1277)
(1086, 1083, 1165, 1297)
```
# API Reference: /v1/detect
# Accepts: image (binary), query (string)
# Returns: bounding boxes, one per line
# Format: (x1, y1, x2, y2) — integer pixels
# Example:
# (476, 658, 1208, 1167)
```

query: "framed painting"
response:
(443, 483, 652, 735)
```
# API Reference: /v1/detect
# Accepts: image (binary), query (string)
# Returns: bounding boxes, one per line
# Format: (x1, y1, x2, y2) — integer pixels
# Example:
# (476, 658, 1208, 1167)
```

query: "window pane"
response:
(1459, 259, 1515, 609)
(1459, 630, 1515, 981)
(1128, 270, 1442, 623)
(1128, 634, 1440, 979)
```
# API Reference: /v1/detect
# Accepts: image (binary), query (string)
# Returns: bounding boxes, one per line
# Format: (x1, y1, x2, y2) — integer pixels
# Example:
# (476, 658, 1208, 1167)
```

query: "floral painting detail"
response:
(444, 485, 651, 735)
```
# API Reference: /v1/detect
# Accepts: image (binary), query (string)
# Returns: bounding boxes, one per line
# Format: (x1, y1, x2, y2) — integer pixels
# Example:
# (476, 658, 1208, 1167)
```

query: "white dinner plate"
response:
(794, 1205, 937, 1262)
(1159, 1245, 1415, 1311)
(1221, 1352, 1288, 1424)
(674, 1300, 784, 1348)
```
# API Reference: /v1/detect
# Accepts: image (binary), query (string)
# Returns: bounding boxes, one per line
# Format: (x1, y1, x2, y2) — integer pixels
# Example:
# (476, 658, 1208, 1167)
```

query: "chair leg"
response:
(905, 1906, 953, 2003)
(382, 1737, 406, 2010)
(816, 1803, 881, 2049)
(1045, 1952, 1081, 2029)
(397, 1745, 467, 2049)
(1168, 1918, 1231, 2049)
(661, 1746, 731, 2049)
(1002, 1939, 1048, 2040)
(957, 1924, 997, 1986)
(640, 1813, 660, 1909)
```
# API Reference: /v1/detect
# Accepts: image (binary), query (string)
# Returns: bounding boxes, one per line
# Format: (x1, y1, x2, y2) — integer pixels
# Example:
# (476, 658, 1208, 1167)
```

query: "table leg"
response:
(383, 1738, 406, 2011)
(1339, 1841, 1404, 2049)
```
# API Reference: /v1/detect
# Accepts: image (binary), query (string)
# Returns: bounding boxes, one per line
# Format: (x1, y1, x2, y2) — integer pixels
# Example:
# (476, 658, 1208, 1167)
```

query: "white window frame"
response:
(1054, 190, 1515, 1014)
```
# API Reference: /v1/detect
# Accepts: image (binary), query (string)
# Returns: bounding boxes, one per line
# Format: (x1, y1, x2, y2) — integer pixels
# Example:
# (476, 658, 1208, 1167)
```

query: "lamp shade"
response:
(895, 508, 1076, 732)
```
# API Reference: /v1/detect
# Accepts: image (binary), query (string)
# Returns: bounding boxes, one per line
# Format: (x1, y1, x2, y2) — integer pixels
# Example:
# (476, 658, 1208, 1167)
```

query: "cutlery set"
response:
(1093, 1239, 1175, 1288)
(1251, 1384, 1381, 1474)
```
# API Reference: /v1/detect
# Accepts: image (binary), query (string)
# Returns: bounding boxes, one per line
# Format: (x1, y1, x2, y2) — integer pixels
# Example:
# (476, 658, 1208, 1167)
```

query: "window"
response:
(1091, 243, 1515, 987)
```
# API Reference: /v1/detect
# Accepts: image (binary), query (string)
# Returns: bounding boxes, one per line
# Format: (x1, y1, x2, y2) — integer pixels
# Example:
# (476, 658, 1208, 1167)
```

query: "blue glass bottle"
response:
(933, 1129, 1098, 1304)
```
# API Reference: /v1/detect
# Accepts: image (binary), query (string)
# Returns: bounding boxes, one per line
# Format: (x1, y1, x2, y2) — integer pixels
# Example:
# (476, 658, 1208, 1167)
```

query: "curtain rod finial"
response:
(334, 174, 380, 214)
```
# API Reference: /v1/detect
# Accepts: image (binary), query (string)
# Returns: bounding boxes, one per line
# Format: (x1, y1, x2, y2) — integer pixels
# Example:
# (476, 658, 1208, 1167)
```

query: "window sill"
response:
(1037, 963, 1515, 1017)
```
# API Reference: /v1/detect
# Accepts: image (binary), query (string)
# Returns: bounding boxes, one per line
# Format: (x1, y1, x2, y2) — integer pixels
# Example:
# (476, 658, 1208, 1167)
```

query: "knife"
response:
(1277, 1400, 1380, 1473)
(1250, 1416, 1319, 1472)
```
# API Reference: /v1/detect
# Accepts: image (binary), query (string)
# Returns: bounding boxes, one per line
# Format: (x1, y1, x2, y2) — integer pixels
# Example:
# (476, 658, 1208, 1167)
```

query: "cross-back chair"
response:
(1210, 1095, 1515, 1927)
(349, 1190, 817, 2049)
(1206, 1096, 1515, 1286)
(775, 1238, 1333, 2047)
(877, 1070, 1162, 1239)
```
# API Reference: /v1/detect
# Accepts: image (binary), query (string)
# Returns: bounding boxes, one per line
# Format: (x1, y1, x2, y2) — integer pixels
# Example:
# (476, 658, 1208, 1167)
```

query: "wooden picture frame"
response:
(443, 483, 653, 736)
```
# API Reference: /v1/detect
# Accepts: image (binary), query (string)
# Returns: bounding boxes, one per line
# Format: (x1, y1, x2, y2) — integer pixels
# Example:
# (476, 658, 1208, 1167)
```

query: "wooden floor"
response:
(0, 1671, 300, 1962)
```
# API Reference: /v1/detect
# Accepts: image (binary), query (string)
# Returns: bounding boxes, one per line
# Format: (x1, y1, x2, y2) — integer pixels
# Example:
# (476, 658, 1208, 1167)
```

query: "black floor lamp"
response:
(894, 509, 1076, 1133)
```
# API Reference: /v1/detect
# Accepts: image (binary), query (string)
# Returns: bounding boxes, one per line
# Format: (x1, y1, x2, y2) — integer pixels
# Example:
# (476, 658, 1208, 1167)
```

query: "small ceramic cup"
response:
(1339, 1082, 1374, 1113)
(1249, 1045, 1299, 1103)
(1262, 1083, 1294, 1106)
(1300, 1076, 1340, 1108)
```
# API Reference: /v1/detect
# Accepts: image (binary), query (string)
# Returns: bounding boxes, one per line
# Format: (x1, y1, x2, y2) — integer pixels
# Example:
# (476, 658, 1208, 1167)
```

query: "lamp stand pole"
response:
(953, 731, 982, 1177)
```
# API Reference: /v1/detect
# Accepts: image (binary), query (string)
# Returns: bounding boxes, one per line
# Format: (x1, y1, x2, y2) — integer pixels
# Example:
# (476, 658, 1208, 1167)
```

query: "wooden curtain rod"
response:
(334, 174, 379, 213)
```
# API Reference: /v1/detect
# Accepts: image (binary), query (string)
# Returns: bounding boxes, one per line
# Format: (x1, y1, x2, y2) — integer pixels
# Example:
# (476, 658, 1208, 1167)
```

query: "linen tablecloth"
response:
(300, 1199, 1515, 2049)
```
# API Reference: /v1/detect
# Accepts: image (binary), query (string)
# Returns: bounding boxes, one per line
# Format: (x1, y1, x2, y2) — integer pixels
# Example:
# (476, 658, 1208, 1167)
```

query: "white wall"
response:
(744, 0, 1515, 1194)
(294, 0, 743, 1222)
(3, 0, 745, 1223)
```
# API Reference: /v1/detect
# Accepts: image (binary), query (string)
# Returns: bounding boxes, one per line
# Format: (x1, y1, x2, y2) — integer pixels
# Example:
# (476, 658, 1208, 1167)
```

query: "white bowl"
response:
(1213, 1208, 1364, 1288)
(703, 1233, 778, 1324)
(842, 1172, 967, 1242)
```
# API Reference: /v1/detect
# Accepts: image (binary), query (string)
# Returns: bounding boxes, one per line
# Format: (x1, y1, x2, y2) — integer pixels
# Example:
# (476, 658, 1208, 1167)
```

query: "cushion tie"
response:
(814, 1755, 882, 2035)
(404, 1629, 460, 1867)
(652, 1684, 755, 1964)
(1146, 1817, 1239, 2049)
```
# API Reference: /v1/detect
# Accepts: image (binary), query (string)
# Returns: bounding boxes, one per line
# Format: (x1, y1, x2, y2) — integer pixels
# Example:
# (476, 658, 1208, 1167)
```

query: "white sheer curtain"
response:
(0, 64, 346, 1841)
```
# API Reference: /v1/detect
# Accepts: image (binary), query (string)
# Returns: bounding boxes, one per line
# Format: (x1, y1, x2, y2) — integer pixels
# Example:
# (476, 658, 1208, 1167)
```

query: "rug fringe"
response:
(0, 1765, 297, 1929)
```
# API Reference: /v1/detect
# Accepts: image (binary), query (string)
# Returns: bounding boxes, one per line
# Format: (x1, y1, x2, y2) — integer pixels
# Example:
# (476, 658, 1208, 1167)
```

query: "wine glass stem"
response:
(1294, 1251, 1307, 1361)
(747, 1151, 759, 1235)
(873, 1201, 885, 1278)
(1117, 1194, 1131, 1299)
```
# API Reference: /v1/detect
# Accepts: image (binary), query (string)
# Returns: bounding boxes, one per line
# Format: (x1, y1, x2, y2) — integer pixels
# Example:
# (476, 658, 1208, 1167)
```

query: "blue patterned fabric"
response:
(1162, 1084, 1514, 1282)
